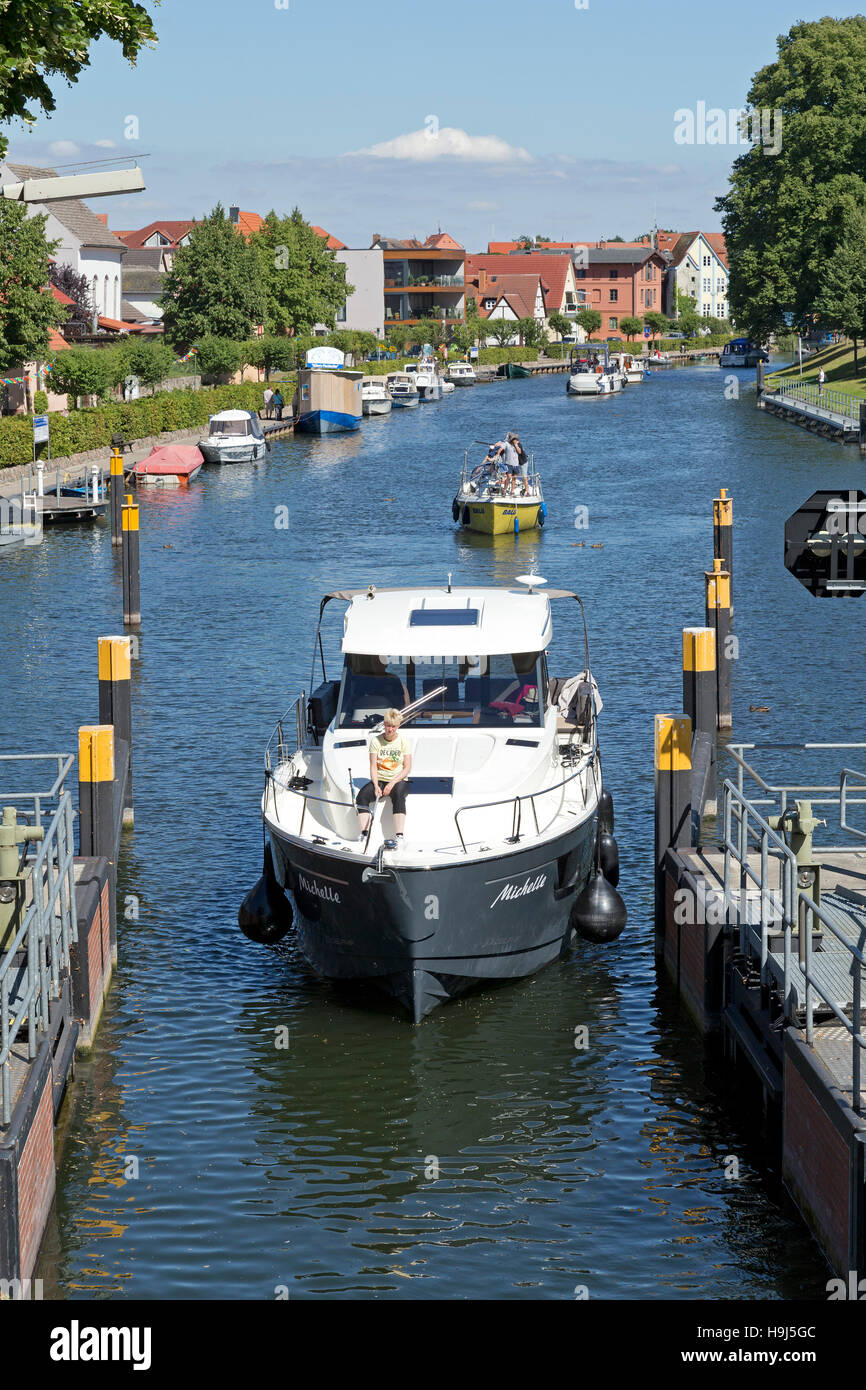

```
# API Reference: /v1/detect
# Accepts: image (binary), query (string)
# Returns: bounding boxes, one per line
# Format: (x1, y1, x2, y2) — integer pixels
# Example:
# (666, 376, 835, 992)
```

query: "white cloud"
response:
(94, 139, 117, 149)
(48, 140, 80, 157)
(347, 127, 532, 163)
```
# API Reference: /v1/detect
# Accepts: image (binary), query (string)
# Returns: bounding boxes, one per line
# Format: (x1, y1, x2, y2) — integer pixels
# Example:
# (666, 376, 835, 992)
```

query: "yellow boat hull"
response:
(460, 500, 543, 534)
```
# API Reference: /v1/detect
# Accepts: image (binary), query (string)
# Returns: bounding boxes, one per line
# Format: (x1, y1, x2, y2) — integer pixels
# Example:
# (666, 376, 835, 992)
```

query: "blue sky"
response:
(6, 0, 864, 247)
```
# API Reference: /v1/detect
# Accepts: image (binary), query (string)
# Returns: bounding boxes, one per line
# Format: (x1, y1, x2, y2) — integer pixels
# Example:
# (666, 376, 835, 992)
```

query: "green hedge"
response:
(477, 347, 541, 364)
(0, 382, 285, 469)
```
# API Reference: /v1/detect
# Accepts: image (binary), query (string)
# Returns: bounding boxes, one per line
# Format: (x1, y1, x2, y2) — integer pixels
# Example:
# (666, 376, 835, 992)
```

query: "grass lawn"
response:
(767, 339, 866, 399)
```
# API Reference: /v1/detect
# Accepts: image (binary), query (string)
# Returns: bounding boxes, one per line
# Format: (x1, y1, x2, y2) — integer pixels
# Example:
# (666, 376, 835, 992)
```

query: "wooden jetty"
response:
(757, 363, 866, 451)
(655, 490, 866, 1282)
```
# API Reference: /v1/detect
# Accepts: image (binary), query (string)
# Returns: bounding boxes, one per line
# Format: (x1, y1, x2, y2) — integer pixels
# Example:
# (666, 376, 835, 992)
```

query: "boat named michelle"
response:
(452, 446, 546, 535)
(293, 345, 363, 433)
(241, 577, 626, 1022)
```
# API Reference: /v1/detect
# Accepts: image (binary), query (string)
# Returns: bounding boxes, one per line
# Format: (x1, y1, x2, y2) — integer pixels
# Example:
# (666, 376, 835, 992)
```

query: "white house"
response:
(1, 161, 126, 320)
(662, 231, 729, 321)
(334, 247, 384, 337)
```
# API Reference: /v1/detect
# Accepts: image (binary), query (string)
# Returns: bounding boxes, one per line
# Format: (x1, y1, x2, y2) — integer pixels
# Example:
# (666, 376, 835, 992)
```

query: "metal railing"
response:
(0, 758, 78, 1127)
(720, 743, 866, 1112)
(454, 742, 596, 853)
(762, 376, 861, 424)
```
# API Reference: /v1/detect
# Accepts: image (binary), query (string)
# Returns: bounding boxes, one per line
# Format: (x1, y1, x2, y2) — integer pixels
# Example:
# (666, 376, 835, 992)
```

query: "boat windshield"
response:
(212, 418, 249, 436)
(337, 652, 545, 728)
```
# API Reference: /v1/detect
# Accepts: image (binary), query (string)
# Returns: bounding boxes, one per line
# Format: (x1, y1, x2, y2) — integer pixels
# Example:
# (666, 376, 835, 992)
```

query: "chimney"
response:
(229, 206, 240, 224)
(96, 213, 108, 226)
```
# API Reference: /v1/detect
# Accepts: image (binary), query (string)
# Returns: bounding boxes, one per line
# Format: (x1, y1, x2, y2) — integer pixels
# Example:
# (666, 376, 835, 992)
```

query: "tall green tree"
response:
(0, 203, 64, 396)
(643, 310, 669, 345)
(50, 345, 114, 403)
(715, 16, 866, 338)
(0, 1, 157, 160)
(124, 337, 174, 393)
(251, 209, 350, 337)
(547, 310, 571, 342)
(161, 205, 262, 346)
(619, 315, 644, 341)
(814, 203, 866, 373)
(575, 308, 602, 339)
(485, 317, 519, 348)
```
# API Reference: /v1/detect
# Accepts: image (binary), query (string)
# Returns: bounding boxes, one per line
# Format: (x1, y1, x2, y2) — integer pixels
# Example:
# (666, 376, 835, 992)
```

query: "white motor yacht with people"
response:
(447, 362, 477, 386)
(198, 409, 267, 462)
(386, 371, 420, 407)
(240, 577, 626, 1022)
(566, 350, 624, 396)
(611, 351, 645, 384)
(361, 377, 393, 416)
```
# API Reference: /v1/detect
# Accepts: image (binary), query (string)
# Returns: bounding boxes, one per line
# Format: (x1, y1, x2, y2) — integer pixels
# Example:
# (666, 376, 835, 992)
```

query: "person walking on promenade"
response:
(817, 367, 825, 397)
(263, 385, 273, 419)
(271, 388, 284, 421)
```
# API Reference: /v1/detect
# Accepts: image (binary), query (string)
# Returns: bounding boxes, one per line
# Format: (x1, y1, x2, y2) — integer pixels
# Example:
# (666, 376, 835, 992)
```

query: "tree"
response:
(0, 202, 64, 406)
(485, 316, 519, 348)
(195, 336, 243, 382)
(643, 310, 670, 344)
(814, 202, 866, 374)
(448, 322, 474, 354)
(547, 310, 571, 343)
(161, 205, 262, 346)
(516, 235, 534, 250)
(251, 209, 350, 337)
(255, 336, 293, 378)
(124, 337, 174, 393)
(413, 318, 443, 349)
(50, 345, 114, 403)
(48, 262, 92, 324)
(620, 315, 644, 341)
(515, 316, 541, 348)
(575, 308, 602, 339)
(0, 1, 158, 160)
(715, 16, 866, 338)
(385, 324, 410, 354)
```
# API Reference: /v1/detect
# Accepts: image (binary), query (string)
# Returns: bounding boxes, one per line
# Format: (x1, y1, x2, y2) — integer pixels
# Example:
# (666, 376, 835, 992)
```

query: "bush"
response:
(196, 336, 244, 382)
(33, 391, 49, 414)
(477, 346, 540, 364)
(0, 381, 279, 469)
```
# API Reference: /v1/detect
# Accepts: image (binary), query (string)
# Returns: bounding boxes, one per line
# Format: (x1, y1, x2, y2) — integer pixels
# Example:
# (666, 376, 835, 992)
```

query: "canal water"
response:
(4, 361, 865, 1299)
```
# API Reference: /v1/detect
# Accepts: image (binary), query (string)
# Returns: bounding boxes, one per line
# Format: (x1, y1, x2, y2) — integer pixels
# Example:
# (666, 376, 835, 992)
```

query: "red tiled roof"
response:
(488, 240, 582, 254)
(97, 315, 129, 333)
(48, 328, 70, 352)
(116, 220, 196, 249)
(703, 232, 728, 268)
(425, 232, 462, 250)
(49, 284, 77, 307)
(467, 253, 571, 315)
(312, 225, 347, 251)
(234, 211, 263, 237)
(476, 273, 541, 321)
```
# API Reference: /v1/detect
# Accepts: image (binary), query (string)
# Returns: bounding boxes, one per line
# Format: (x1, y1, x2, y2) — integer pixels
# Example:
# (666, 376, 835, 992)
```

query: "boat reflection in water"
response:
(246, 576, 626, 1022)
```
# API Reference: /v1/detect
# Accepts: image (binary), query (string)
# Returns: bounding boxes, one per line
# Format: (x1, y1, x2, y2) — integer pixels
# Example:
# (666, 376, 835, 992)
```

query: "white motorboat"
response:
(387, 371, 420, 407)
(719, 337, 770, 368)
(447, 362, 477, 386)
(453, 449, 546, 535)
(198, 410, 267, 463)
(0, 492, 42, 549)
(361, 377, 393, 416)
(406, 360, 442, 401)
(566, 362, 623, 396)
(243, 575, 626, 1022)
(612, 352, 645, 384)
(441, 379, 456, 394)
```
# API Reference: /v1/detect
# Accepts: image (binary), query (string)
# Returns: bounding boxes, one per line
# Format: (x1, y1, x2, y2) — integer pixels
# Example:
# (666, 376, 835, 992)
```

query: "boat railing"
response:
(453, 736, 597, 854)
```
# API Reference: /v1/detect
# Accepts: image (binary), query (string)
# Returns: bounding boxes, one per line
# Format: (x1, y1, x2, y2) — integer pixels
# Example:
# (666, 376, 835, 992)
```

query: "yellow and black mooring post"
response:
(682, 627, 716, 737)
(713, 488, 733, 612)
(705, 560, 732, 730)
(78, 723, 118, 942)
(654, 714, 692, 921)
(121, 493, 141, 627)
(110, 447, 124, 547)
(98, 635, 134, 827)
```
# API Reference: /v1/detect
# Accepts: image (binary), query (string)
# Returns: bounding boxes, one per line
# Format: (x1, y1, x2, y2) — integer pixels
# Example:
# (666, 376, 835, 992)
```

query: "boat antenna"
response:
(447, 572, 452, 593)
(515, 573, 547, 595)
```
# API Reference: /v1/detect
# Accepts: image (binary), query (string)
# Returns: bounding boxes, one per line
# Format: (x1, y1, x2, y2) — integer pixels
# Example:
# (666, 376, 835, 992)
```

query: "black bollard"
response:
(98, 635, 134, 826)
(122, 495, 141, 627)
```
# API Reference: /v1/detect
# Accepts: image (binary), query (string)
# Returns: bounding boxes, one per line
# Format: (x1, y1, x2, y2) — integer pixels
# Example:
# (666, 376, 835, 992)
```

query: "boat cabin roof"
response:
(339, 585, 556, 656)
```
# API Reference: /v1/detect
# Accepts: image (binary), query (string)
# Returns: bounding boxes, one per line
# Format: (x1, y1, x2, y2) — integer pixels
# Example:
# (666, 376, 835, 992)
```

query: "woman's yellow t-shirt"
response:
(371, 733, 408, 784)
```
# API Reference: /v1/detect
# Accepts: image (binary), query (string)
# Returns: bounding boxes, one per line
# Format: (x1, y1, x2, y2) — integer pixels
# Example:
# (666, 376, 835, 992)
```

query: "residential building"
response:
(121, 248, 166, 323)
(334, 247, 384, 337)
(466, 252, 582, 339)
(473, 272, 547, 345)
(372, 232, 465, 328)
(661, 232, 729, 320)
(1, 161, 126, 319)
(567, 246, 670, 338)
(115, 206, 263, 268)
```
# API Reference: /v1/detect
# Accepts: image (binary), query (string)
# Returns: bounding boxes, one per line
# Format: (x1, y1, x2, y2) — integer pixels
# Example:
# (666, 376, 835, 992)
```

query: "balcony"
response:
(385, 276, 464, 290)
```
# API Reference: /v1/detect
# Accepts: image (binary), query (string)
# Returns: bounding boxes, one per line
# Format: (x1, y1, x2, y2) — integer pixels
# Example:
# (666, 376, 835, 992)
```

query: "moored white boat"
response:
(407, 360, 442, 401)
(612, 352, 645, 384)
(447, 362, 477, 386)
(198, 410, 267, 463)
(566, 363, 623, 395)
(719, 337, 770, 368)
(245, 577, 626, 1021)
(387, 371, 420, 407)
(361, 377, 393, 416)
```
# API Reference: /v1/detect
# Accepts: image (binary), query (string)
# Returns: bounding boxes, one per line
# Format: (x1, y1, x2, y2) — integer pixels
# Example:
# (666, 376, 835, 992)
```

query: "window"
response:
(483, 298, 496, 310)
(609, 289, 618, 303)
(576, 268, 586, 279)
(337, 652, 544, 729)
(609, 269, 617, 279)
(703, 303, 710, 316)
(336, 302, 347, 322)
(703, 254, 710, 266)
(639, 289, 644, 305)
(114, 275, 120, 318)
(609, 317, 618, 330)
(703, 277, 710, 292)
(645, 264, 653, 281)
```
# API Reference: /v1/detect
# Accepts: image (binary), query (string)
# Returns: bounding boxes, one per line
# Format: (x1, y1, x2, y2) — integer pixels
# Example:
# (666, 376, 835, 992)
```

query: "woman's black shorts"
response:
(356, 780, 409, 814)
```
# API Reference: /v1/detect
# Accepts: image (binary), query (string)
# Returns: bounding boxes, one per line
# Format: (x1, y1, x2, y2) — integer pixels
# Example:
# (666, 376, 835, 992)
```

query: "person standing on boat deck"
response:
(271, 388, 284, 420)
(356, 709, 412, 843)
(263, 386, 273, 419)
(498, 434, 521, 496)
(507, 431, 529, 495)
